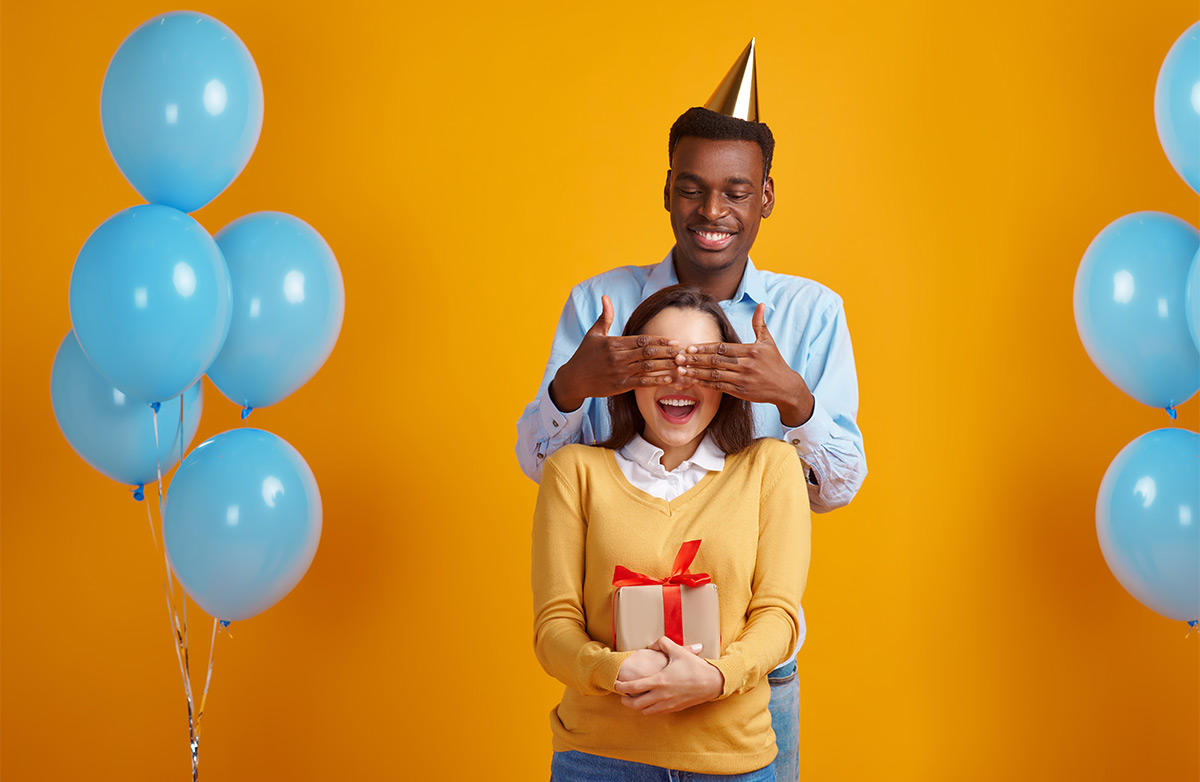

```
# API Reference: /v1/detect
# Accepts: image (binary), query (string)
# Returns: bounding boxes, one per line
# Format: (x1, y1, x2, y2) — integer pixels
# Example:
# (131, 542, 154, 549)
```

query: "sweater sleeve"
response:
(710, 446, 811, 698)
(532, 455, 633, 695)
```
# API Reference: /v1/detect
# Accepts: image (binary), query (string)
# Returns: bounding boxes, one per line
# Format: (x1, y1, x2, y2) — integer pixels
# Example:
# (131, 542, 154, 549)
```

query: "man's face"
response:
(664, 136, 774, 279)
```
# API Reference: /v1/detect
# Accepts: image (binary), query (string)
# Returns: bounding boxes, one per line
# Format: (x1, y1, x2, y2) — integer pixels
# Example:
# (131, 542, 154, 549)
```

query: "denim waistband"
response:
(768, 656, 797, 680)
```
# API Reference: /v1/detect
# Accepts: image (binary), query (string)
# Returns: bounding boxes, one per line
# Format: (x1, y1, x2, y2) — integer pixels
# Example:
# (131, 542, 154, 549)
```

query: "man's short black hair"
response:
(668, 107, 775, 179)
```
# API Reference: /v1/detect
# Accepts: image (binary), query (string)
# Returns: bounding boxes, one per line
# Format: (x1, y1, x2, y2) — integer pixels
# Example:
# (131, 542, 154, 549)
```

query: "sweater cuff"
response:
(594, 649, 636, 692)
(708, 655, 747, 700)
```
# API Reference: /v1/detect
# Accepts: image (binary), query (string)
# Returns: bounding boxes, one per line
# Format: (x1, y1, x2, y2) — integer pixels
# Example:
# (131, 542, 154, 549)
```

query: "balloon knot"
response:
(132, 484, 145, 502)
(150, 401, 161, 413)
(1187, 620, 1199, 639)
(1166, 404, 1178, 420)
(241, 405, 253, 420)
(220, 619, 232, 628)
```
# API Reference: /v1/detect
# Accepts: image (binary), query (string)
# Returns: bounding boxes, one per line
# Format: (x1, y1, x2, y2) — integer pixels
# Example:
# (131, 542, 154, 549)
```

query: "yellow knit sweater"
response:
(532, 438, 811, 774)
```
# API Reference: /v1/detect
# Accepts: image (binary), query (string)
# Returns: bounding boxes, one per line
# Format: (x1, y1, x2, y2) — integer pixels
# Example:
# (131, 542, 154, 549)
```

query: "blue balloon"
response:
(69, 204, 232, 403)
(1187, 250, 1200, 353)
(51, 330, 203, 487)
(163, 428, 321, 621)
(1073, 212, 1200, 410)
(1155, 22, 1200, 194)
(207, 212, 345, 411)
(1097, 428, 1199, 622)
(101, 11, 264, 213)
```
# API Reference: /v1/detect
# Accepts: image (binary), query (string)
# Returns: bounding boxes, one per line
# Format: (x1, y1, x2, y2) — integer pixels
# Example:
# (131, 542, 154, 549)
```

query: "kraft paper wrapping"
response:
(613, 583, 720, 659)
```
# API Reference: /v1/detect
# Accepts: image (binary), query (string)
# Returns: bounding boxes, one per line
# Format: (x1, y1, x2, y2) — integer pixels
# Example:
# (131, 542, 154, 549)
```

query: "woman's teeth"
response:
(658, 398, 696, 419)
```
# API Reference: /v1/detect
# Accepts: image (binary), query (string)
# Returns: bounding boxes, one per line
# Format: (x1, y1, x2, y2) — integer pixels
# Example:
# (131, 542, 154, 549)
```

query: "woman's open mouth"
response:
(657, 396, 698, 423)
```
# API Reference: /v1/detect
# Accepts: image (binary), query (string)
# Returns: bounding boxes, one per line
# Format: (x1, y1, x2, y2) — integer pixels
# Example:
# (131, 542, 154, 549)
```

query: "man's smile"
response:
(689, 227, 737, 251)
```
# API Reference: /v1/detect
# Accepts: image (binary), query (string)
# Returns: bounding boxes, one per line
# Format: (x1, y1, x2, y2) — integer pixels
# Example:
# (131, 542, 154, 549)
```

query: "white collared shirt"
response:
(614, 433, 726, 501)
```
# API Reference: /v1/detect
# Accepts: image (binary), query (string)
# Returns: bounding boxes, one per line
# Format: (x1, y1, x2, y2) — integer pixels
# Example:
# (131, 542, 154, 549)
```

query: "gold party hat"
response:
(704, 39, 758, 121)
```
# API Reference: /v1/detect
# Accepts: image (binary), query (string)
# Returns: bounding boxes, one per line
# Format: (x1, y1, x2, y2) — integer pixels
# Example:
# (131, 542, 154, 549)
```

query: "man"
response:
(517, 41, 865, 781)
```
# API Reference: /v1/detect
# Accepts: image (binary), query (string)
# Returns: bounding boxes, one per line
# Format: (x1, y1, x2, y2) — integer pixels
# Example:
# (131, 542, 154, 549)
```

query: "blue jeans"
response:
(767, 658, 799, 782)
(551, 752, 775, 781)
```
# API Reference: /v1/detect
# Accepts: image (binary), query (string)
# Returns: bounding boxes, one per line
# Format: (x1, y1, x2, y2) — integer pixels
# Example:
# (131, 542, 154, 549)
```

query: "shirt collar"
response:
(642, 252, 680, 299)
(643, 250, 773, 312)
(619, 432, 726, 474)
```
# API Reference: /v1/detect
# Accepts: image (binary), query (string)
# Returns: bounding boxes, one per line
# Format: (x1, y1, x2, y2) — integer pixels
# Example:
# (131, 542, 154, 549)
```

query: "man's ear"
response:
(761, 176, 775, 218)
(663, 169, 673, 211)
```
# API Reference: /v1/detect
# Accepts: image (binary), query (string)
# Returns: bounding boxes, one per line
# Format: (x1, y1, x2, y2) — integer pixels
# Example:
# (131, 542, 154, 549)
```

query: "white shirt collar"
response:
(619, 432, 726, 475)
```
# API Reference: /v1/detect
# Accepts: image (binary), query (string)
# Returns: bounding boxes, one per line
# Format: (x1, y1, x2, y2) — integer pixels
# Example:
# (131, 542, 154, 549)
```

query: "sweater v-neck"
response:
(603, 448, 724, 513)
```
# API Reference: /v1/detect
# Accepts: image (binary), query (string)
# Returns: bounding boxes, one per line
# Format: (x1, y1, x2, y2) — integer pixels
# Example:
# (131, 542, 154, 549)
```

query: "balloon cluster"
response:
(50, 11, 344, 624)
(1073, 23, 1199, 626)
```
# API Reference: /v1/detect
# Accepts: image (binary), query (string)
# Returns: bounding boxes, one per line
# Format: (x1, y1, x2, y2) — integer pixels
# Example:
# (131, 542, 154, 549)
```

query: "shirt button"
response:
(552, 420, 559, 428)
(791, 439, 800, 445)
(537, 452, 544, 459)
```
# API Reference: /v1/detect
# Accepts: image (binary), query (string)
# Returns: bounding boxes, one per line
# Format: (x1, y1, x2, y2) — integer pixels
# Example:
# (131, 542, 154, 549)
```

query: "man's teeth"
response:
(660, 399, 696, 407)
(698, 231, 731, 241)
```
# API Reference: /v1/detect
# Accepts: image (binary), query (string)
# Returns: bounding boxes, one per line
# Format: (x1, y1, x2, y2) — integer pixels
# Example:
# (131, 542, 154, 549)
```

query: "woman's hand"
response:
(613, 637, 724, 715)
(617, 648, 670, 684)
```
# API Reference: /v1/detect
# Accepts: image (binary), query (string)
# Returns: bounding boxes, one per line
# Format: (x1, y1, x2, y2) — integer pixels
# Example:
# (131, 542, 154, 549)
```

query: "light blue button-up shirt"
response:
(516, 251, 866, 513)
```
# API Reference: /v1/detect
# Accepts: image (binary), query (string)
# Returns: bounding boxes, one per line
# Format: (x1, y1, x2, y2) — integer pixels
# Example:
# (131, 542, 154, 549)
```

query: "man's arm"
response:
(515, 292, 679, 483)
(780, 299, 865, 512)
(678, 300, 866, 512)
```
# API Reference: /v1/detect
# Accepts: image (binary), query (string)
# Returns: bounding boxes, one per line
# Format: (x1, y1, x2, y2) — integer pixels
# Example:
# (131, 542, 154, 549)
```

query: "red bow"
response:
(612, 540, 710, 647)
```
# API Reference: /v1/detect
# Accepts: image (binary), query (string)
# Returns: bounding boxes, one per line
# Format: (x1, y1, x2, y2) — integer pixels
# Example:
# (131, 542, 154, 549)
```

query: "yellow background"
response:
(3, 1, 1198, 779)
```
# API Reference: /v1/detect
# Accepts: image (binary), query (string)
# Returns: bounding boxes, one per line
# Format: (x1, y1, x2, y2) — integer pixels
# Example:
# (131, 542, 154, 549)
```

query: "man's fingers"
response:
(634, 358, 677, 374)
(751, 302, 773, 344)
(612, 336, 680, 356)
(684, 342, 751, 358)
(679, 351, 741, 367)
(587, 295, 616, 337)
(599, 295, 615, 335)
(629, 374, 676, 387)
(682, 377, 745, 396)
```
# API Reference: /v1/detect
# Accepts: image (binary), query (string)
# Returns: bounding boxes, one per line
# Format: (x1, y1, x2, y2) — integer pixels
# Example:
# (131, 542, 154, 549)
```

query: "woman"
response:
(532, 285, 811, 780)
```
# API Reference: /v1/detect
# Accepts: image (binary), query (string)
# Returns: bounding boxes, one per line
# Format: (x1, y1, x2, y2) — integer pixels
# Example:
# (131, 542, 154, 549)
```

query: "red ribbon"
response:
(612, 540, 710, 646)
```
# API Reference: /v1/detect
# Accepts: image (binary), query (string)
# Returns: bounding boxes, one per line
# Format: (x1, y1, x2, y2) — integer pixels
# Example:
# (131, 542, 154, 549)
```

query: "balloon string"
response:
(179, 391, 185, 468)
(153, 406, 200, 779)
(195, 618, 224, 740)
(142, 491, 158, 548)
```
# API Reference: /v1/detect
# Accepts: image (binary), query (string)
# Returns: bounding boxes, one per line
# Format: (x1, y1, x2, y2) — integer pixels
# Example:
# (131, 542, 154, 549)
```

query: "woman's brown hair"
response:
(598, 285, 754, 455)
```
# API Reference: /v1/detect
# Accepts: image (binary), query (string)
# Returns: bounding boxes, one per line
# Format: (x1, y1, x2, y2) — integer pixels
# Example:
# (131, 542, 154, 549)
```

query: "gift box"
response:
(611, 540, 720, 660)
